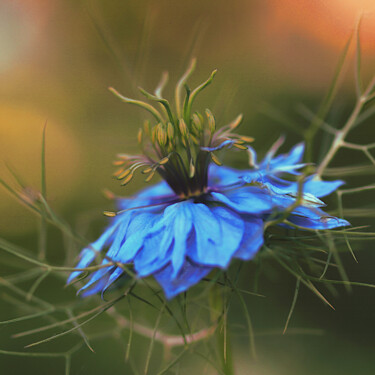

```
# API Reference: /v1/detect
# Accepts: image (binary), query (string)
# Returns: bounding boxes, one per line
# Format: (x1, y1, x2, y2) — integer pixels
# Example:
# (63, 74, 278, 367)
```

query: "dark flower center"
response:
(109, 60, 253, 199)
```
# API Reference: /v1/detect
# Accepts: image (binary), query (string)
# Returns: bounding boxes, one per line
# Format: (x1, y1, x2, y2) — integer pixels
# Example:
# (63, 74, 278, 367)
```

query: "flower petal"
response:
(117, 181, 174, 210)
(67, 224, 116, 283)
(290, 206, 350, 229)
(208, 164, 243, 186)
(188, 205, 245, 268)
(234, 217, 264, 260)
(209, 187, 292, 215)
(154, 261, 212, 299)
(261, 142, 305, 170)
(133, 230, 174, 277)
(114, 212, 160, 263)
(303, 177, 344, 197)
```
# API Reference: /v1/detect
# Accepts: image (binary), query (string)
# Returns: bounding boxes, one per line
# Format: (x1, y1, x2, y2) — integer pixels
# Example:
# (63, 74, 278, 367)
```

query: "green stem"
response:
(209, 284, 235, 375)
(316, 76, 375, 177)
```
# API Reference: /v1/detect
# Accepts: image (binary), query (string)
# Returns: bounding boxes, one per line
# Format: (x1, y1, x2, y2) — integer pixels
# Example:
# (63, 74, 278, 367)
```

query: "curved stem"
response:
(316, 76, 375, 177)
(107, 307, 216, 348)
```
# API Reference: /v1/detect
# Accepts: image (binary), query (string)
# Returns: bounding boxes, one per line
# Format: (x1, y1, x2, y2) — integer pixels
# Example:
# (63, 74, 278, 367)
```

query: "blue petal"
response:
(102, 267, 124, 293)
(80, 274, 111, 297)
(289, 206, 350, 230)
(133, 230, 174, 277)
(161, 201, 195, 275)
(188, 205, 245, 268)
(154, 261, 212, 299)
(136, 180, 173, 198)
(77, 260, 113, 295)
(201, 139, 235, 152)
(67, 224, 117, 283)
(209, 187, 293, 215)
(208, 164, 243, 186)
(114, 212, 160, 263)
(303, 177, 344, 197)
(234, 217, 264, 260)
(261, 142, 305, 170)
(117, 181, 173, 210)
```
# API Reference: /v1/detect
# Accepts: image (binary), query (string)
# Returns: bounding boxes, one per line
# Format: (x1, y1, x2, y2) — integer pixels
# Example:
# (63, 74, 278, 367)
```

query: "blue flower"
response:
(68, 64, 349, 299)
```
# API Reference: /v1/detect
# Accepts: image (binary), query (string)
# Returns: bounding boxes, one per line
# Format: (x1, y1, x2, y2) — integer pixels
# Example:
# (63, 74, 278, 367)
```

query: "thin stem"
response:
(106, 307, 216, 348)
(316, 76, 375, 177)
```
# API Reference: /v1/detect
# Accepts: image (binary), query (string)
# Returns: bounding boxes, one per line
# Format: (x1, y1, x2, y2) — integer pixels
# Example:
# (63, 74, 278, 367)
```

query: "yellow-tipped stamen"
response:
(145, 171, 155, 182)
(205, 109, 216, 133)
(233, 143, 248, 150)
(189, 159, 195, 177)
(143, 120, 150, 136)
(167, 122, 174, 140)
(229, 114, 243, 130)
(192, 113, 203, 135)
(137, 128, 143, 144)
(121, 173, 134, 186)
(159, 156, 169, 165)
(239, 135, 255, 143)
(113, 167, 126, 177)
(157, 124, 168, 146)
(178, 118, 188, 137)
(113, 160, 125, 166)
(103, 189, 116, 200)
(211, 153, 223, 166)
(103, 211, 117, 217)
(190, 134, 200, 145)
(151, 126, 157, 144)
(117, 169, 132, 179)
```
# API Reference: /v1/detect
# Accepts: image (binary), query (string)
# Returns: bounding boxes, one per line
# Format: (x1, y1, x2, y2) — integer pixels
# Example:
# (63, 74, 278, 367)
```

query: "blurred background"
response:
(0, 0, 375, 374)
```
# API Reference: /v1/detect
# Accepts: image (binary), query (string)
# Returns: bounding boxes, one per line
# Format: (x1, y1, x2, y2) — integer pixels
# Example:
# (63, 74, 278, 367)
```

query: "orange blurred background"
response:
(0, 0, 375, 233)
(1, 2, 375, 375)
(0, 0, 374, 230)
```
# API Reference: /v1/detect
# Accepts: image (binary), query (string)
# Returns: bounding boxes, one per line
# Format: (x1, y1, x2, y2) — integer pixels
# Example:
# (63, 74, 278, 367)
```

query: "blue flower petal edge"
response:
(68, 141, 349, 299)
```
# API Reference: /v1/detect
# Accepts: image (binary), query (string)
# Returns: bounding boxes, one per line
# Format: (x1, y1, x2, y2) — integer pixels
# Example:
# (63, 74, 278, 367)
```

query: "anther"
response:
(229, 114, 243, 130)
(121, 173, 134, 185)
(210, 153, 222, 166)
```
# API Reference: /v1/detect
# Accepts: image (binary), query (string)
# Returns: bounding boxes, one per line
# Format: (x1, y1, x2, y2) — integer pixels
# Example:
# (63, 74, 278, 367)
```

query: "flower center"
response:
(109, 60, 254, 198)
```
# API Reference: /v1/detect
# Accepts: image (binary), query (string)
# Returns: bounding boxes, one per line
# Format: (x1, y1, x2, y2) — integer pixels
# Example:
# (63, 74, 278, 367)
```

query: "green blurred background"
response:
(1, 1, 375, 374)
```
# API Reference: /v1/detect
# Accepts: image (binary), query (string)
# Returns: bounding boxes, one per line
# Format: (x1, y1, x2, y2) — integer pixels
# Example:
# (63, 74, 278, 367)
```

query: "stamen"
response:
(229, 114, 243, 130)
(117, 169, 132, 179)
(239, 135, 255, 143)
(137, 128, 143, 144)
(142, 167, 153, 174)
(205, 109, 216, 133)
(110, 62, 254, 199)
(233, 143, 248, 150)
(210, 153, 222, 166)
(113, 168, 126, 177)
(121, 173, 134, 186)
(159, 156, 169, 165)
(189, 159, 195, 178)
(113, 160, 125, 166)
(145, 171, 155, 182)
